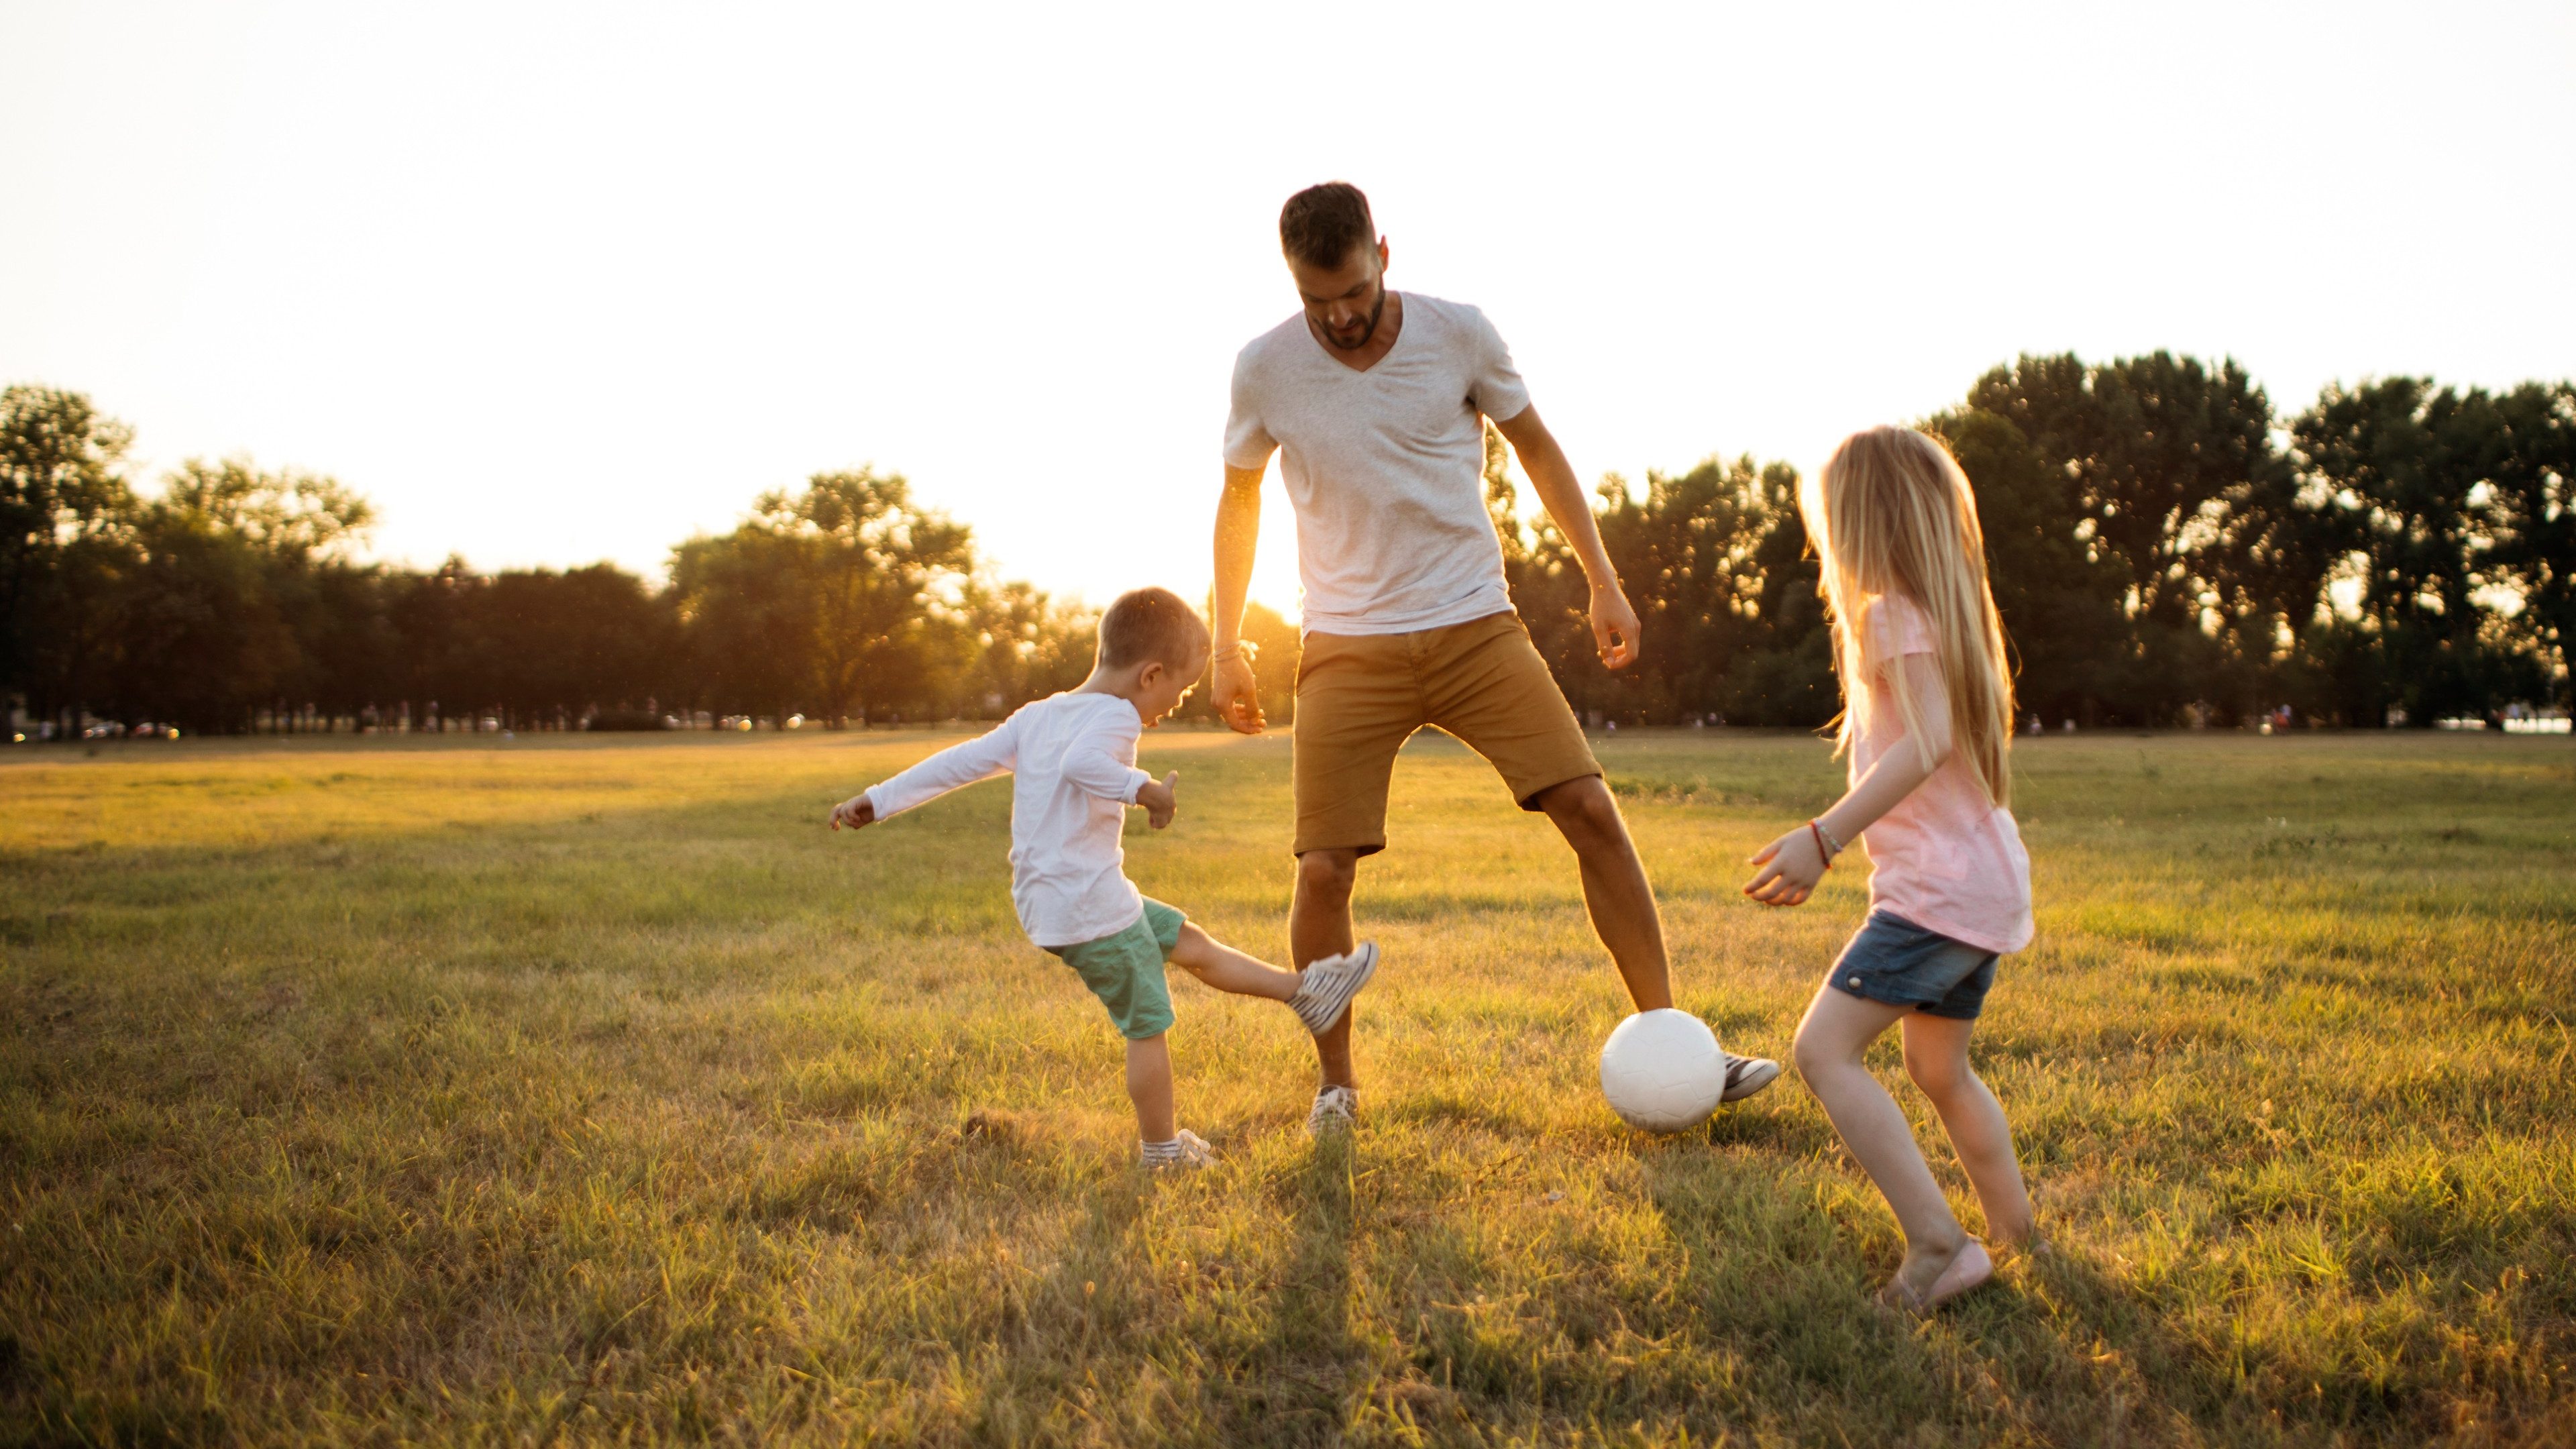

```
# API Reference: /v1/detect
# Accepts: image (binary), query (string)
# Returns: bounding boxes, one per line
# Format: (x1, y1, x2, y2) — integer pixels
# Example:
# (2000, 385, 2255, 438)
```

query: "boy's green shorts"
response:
(1045, 898, 1185, 1040)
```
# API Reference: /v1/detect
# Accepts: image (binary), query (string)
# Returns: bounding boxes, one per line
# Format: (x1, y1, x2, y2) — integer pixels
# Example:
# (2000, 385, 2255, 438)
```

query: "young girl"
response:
(1743, 425, 2037, 1314)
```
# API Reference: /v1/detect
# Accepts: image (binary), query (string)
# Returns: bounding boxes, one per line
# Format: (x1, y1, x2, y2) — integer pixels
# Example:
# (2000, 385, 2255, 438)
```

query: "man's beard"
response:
(1324, 282, 1389, 350)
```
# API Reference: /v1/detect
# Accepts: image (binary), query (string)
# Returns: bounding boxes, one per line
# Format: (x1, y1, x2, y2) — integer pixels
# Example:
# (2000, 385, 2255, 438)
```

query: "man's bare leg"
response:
(1291, 847, 1362, 1089)
(1532, 776, 1674, 1012)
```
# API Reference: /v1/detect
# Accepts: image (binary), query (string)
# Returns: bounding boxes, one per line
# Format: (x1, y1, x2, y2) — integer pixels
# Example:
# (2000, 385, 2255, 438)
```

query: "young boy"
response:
(828, 586, 1379, 1169)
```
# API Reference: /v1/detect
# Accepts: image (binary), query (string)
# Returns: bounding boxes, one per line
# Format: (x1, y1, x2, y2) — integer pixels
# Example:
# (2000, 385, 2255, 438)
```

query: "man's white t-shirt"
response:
(1224, 293, 1533, 635)
(861, 692, 1154, 949)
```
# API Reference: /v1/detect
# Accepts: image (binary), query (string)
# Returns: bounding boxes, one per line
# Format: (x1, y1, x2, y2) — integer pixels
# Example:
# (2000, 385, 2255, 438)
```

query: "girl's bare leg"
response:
(1791, 985, 1968, 1299)
(1169, 922, 1299, 1002)
(1900, 1012, 2036, 1248)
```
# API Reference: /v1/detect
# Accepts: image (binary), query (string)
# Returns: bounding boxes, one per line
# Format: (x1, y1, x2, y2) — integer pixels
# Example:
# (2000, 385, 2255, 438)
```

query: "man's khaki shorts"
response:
(1293, 610, 1601, 857)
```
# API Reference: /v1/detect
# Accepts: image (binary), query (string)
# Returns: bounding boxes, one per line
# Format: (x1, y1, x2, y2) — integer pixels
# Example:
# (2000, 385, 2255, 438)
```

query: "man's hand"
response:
(1212, 464, 1268, 733)
(1136, 770, 1181, 828)
(1743, 825, 1827, 906)
(1211, 649, 1265, 735)
(828, 793, 877, 830)
(1495, 407, 1641, 670)
(1591, 580, 1642, 670)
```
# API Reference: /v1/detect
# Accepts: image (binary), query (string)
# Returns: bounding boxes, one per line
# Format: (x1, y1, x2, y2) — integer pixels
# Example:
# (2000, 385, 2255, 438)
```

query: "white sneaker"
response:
(1287, 941, 1381, 1035)
(1721, 1053, 1782, 1103)
(1305, 1085, 1358, 1137)
(1144, 1127, 1218, 1171)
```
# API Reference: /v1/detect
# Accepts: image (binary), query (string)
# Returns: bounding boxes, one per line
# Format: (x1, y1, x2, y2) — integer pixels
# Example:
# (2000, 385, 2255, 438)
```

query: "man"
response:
(1211, 181, 1780, 1134)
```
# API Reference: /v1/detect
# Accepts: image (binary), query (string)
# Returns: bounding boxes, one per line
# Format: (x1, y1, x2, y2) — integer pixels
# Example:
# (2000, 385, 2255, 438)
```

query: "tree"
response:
(1929, 407, 2125, 724)
(387, 557, 491, 729)
(473, 564, 677, 724)
(672, 468, 973, 724)
(2293, 380, 2546, 724)
(1487, 423, 1827, 727)
(109, 460, 374, 733)
(670, 527, 808, 722)
(959, 580, 1096, 719)
(2477, 383, 2576, 712)
(1715, 457, 1836, 728)
(1, 386, 138, 727)
(284, 562, 403, 727)
(1961, 353, 2300, 722)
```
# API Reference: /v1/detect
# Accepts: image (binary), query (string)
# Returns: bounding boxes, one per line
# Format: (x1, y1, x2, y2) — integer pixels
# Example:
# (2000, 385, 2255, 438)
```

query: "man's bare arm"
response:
(1212, 462, 1269, 733)
(1494, 406, 1641, 669)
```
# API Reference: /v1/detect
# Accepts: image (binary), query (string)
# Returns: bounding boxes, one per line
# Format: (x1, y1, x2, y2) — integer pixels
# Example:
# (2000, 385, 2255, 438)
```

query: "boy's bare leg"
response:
(1291, 848, 1361, 1089)
(1790, 986, 1968, 1299)
(1532, 777, 1674, 1011)
(1127, 1034, 1175, 1143)
(1900, 1014, 2037, 1248)
(1169, 922, 1299, 1001)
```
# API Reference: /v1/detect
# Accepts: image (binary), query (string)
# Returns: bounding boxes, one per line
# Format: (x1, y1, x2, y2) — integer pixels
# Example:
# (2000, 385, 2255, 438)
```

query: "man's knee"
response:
(1295, 848, 1360, 902)
(1538, 775, 1628, 851)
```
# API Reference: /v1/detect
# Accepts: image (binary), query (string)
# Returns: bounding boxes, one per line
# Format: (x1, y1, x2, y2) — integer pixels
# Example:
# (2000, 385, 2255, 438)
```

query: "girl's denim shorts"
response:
(1827, 910, 2000, 1020)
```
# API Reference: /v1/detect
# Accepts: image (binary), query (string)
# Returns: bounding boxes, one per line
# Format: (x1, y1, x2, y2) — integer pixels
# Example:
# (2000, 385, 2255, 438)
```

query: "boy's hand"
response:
(1743, 825, 1827, 906)
(1136, 770, 1180, 829)
(828, 793, 877, 830)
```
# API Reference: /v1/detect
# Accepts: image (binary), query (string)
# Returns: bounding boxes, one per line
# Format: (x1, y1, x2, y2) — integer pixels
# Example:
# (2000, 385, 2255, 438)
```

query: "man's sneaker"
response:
(1287, 942, 1381, 1035)
(1306, 1084, 1358, 1137)
(1143, 1128, 1218, 1171)
(1721, 1052, 1782, 1104)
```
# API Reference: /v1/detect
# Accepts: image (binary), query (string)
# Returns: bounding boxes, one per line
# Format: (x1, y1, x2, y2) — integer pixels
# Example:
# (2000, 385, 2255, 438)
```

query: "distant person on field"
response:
(1210, 181, 1781, 1134)
(1743, 426, 2040, 1313)
(828, 588, 1379, 1170)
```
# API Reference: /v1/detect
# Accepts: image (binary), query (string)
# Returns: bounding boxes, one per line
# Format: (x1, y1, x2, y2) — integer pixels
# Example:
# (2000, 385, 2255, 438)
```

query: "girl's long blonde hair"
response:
(1806, 426, 2017, 808)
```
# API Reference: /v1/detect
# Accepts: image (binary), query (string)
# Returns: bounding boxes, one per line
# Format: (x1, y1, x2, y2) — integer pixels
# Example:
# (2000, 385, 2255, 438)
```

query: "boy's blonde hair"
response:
(1097, 586, 1210, 671)
(1805, 426, 2017, 807)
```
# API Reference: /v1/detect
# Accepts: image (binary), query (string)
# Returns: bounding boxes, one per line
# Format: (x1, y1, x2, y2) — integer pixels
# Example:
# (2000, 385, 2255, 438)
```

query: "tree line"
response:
(1499, 355, 2573, 730)
(0, 386, 1117, 737)
(5, 356, 2569, 740)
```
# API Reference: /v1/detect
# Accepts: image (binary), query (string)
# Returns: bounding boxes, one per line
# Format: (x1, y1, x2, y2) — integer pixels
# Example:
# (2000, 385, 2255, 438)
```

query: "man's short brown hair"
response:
(1280, 182, 1375, 269)
(1097, 587, 1210, 671)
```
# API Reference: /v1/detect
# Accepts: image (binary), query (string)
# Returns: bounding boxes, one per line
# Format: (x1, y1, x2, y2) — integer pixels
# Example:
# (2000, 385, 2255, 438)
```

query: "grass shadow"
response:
(970, 1167, 1155, 1438)
(1222, 1135, 1358, 1446)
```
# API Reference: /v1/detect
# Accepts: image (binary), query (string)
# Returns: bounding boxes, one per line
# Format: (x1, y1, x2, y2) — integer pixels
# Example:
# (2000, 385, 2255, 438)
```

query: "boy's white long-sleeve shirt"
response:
(861, 692, 1155, 948)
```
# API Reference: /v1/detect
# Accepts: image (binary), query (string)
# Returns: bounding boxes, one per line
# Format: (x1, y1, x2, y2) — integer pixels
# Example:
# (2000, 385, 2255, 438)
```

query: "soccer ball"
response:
(1598, 1009, 1727, 1132)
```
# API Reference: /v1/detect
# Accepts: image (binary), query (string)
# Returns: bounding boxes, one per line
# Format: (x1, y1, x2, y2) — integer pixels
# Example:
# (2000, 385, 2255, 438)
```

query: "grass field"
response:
(3, 725, 2573, 1447)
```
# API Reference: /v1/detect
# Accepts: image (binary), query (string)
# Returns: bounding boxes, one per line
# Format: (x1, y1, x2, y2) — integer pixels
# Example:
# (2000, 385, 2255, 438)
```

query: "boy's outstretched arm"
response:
(1060, 735, 1157, 813)
(827, 714, 1022, 831)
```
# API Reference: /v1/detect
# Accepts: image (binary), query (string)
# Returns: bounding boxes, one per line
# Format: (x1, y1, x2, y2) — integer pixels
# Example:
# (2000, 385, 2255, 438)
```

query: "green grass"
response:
(3, 727, 2572, 1446)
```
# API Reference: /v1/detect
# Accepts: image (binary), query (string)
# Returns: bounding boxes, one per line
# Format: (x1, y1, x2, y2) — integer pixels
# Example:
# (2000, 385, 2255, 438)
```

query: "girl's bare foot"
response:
(1879, 1232, 1966, 1312)
(1993, 1230, 2051, 1261)
(1879, 1238, 1994, 1317)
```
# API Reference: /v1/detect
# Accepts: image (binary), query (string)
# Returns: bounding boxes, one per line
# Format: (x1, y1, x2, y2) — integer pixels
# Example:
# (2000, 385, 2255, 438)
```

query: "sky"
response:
(5, 2, 2573, 617)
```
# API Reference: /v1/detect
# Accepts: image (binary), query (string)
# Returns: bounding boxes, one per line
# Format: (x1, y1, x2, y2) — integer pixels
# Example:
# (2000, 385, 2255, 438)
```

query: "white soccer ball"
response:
(1598, 1008, 1727, 1132)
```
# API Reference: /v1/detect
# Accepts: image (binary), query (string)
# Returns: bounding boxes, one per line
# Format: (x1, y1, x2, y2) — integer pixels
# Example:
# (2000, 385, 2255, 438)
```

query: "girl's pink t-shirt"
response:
(1850, 596, 2033, 955)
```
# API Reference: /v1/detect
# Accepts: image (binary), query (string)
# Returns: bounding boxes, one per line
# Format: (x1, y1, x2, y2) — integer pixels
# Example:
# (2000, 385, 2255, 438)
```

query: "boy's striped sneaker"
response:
(1142, 1128, 1217, 1171)
(1305, 1084, 1358, 1137)
(1288, 942, 1380, 1035)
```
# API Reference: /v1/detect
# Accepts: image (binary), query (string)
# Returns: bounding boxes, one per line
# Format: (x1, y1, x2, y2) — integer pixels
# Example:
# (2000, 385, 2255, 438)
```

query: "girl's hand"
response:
(828, 794, 877, 830)
(1743, 826, 1827, 906)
